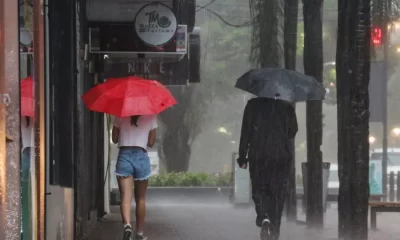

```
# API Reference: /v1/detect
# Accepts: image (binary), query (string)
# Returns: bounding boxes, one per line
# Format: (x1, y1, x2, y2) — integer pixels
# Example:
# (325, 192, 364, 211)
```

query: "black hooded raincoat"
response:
(238, 98, 298, 238)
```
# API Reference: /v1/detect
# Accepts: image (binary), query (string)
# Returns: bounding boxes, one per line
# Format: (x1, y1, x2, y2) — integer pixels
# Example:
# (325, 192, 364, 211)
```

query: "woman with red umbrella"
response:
(82, 77, 177, 240)
(20, 76, 34, 240)
(112, 114, 157, 240)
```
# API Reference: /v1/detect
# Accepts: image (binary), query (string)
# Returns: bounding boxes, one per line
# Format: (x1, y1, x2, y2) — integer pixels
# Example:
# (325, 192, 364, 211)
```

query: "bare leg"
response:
(134, 180, 148, 233)
(117, 176, 134, 225)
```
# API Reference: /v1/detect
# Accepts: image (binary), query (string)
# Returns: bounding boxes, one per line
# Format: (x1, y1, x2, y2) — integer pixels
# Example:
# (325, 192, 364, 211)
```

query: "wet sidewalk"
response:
(88, 204, 400, 240)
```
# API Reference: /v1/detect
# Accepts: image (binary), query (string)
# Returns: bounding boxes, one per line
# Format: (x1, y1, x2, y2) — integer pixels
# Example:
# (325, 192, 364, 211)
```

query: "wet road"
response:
(88, 203, 400, 240)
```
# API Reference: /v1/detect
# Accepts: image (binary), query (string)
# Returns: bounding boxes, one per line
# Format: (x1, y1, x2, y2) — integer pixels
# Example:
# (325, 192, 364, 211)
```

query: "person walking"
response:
(237, 97, 298, 240)
(112, 115, 158, 240)
(21, 116, 33, 240)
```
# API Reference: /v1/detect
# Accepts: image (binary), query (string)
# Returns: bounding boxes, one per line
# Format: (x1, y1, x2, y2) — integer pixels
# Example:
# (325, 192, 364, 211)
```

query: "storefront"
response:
(0, 0, 46, 239)
(0, 0, 198, 239)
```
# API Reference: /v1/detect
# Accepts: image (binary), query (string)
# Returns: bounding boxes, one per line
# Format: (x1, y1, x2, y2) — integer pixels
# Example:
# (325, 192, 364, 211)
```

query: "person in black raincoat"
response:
(237, 97, 298, 240)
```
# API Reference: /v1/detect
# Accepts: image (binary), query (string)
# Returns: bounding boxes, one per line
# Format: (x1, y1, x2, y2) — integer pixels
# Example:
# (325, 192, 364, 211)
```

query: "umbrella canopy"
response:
(21, 76, 34, 117)
(235, 68, 326, 102)
(82, 76, 177, 117)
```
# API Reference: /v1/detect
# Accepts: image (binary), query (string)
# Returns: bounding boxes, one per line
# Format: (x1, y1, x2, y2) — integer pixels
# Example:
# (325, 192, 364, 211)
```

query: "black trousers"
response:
(250, 160, 291, 239)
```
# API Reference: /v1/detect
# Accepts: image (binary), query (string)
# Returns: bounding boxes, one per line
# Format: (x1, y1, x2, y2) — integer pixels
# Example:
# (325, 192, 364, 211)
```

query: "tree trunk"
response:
(162, 125, 191, 172)
(159, 87, 193, 172)
(249, 0, 284, 67)
(336, 0, 351, 237)
(303, 0, 324, 228)
(284, 0, 299, 222)
(336, 0, 371, 239)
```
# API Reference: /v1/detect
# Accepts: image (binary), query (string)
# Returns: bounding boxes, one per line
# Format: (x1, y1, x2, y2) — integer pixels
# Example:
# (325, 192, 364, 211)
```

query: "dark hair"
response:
(130, 115, 140, 126)
(26, 116, 30, 127)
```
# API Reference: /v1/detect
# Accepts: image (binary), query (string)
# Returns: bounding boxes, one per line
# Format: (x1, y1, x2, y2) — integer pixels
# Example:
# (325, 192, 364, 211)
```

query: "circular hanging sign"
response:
(20, 27, 33, 46)
(134, 2, 178, 47)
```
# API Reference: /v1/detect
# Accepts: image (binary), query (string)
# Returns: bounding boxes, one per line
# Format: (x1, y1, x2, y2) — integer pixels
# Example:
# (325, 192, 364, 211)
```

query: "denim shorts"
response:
(115, 148, 151, 181)
(21, 147, 32, 182)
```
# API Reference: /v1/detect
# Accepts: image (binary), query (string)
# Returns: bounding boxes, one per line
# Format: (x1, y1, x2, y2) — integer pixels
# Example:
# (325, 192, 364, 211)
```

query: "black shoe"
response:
(260, 219, 272, 240)
(123, 225, 133, 240)
(135, 233, 148, 240)
(256, 216, 266, 227)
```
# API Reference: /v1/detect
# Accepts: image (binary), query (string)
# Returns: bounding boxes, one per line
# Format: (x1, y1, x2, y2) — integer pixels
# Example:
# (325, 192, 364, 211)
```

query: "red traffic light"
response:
(372, 26, 382, 46)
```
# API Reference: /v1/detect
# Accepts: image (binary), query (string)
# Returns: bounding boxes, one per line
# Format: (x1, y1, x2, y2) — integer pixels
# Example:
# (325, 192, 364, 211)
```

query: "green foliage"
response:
(199, 15, 251, 100)
(324, 67, 337, 103)
(297, 22, 305, 56)
(148, 172, 233, 187)
(297, 22, 335, 59)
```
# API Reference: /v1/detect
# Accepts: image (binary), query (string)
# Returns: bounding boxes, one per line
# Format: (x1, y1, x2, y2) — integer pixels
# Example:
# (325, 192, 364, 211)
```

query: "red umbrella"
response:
(82, 76, 177, 117)
(21, 76, 34, 117)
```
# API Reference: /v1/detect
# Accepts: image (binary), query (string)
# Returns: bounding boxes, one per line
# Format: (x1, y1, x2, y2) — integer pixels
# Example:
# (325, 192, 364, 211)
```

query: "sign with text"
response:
(134, 2, 177, 46)
(103, 58, 189, 85)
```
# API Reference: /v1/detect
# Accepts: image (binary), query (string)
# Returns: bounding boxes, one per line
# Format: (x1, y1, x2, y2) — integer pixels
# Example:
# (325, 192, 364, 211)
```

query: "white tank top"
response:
(113, 115, 158, 149)
(21, 117, 34, 150)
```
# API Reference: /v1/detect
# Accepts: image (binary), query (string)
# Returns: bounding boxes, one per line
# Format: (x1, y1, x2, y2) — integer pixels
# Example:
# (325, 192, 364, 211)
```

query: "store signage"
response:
(103, 58, 189, 85)
(20, 27, 34, 53)
(104, 59, 168, 78)
(134, 2, 177, 46)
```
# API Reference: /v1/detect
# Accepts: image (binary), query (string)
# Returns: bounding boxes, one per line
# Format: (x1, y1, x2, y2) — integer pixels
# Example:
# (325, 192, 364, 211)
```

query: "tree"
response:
(159, 85, 207, 172)
(284, 0, 299, 222)
(249, 0, 284, 67)
(158, 3, 251, 172)
(336, 0, 371, 239)
(303, 0, 324, 228)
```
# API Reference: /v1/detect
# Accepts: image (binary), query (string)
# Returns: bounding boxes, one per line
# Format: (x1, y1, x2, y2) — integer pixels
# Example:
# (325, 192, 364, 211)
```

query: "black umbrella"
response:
(235, 68, 326, 102)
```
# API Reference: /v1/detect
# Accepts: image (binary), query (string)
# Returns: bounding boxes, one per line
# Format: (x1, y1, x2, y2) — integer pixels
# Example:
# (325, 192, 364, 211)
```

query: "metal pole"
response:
(33, 0, 46, 239)
(397, 171, 400, 201)
(382, 0, 390, 200)
(0, 0, 20, 239)
(389, 171, 394, 201)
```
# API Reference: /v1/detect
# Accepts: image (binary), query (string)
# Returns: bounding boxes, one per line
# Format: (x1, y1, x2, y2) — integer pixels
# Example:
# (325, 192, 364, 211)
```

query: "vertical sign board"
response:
(369, 61, 385, 196)
(369, 159, 383, 195)
(189, 27, 201, 83)
(232, 153, 251, 205)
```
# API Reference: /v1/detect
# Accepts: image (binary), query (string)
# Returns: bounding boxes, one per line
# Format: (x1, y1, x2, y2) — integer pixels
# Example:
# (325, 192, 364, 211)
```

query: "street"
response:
(88, 203, 400, 240)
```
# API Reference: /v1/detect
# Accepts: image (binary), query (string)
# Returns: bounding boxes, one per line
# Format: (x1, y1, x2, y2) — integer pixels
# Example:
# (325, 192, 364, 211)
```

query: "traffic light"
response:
(372, 26, 382, 46)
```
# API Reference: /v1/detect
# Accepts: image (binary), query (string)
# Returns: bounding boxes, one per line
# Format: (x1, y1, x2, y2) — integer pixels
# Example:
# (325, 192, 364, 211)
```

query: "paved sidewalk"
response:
(88, 204, 400, 240)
